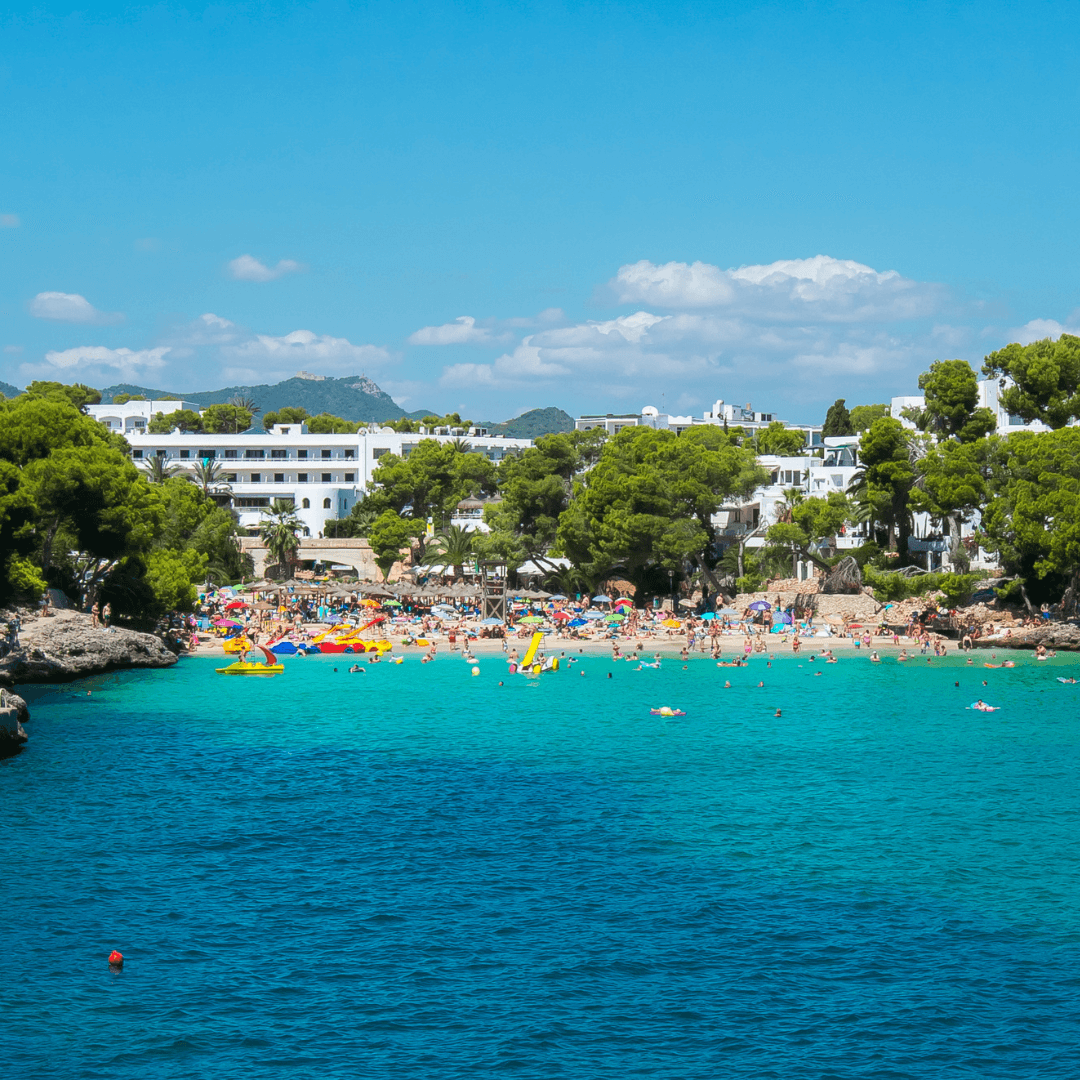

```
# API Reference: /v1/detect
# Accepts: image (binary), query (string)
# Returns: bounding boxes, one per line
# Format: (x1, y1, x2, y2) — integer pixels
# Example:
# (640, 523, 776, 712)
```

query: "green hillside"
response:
(490, 407, 574, 438)
(101, 374, 415, 422)
(0, 380, 22, 398)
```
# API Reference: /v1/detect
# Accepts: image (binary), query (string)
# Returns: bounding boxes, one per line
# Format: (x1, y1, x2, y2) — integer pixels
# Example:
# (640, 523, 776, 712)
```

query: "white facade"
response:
(88, 398, 200, 435)
(576, 400, 822, 447)
(124, 424, 532, 538)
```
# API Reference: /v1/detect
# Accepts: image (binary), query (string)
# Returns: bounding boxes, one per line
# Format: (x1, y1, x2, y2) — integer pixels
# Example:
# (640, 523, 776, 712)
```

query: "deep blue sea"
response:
(5, 648, 1080, 1079)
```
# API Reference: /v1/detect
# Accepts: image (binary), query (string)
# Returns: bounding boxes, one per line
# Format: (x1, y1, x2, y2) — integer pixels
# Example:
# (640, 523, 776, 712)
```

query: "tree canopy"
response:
(0, 388, 246, 613)
(822, 399, 854, 437)
(556, 426, 765, 600)
(755, 422, 808, 456)
(850, 403, 889, 432)
(912, 359, 997, 443)
(983, 334, 1080, 430)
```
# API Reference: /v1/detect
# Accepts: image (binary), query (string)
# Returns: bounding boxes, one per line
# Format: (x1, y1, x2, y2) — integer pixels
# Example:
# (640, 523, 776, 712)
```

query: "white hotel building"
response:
(88, 402, 532, 538)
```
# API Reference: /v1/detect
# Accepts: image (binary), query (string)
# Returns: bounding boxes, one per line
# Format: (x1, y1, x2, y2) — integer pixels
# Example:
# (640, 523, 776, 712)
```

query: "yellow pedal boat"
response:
(216, 645, 284, 676)
(216, 660, 284, 675)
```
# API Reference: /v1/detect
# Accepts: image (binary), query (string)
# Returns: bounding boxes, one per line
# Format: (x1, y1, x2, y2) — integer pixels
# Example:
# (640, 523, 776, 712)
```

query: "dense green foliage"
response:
(25, 380, 102, 410)
(907, 359, 997, 443)
(850, 403, 889, 432)
(0, 392, 246, 616)
(365, 439, 498, 533)
(980, 427, 1080, 607)
(822, 399, 854, 437)
(755, 422, 808, 456)
(983, 334, 1080, 430)
(556, 426, 766, 601)
(368, 511, 419, 579)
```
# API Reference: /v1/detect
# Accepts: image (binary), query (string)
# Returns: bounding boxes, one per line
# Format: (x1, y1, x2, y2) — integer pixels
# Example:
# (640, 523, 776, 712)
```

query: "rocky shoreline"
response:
(0, 609, 177, 687)
(0, 688, 29, 757)
(0, 610, 177, 755)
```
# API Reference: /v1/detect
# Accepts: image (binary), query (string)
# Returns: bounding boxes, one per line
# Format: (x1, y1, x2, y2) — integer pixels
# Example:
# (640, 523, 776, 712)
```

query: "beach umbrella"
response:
(748, 600, 772, 611)
(701, 612, 716, 621)
(360, 599, 381, 608)
(592, 594, 611, 603)
(224, 600, 247, 610)
(552, 610, 571, 621)
(568, 618, 587, 627)
(776, 611, 793, 624)
(213, 618, 243, 628)
(549, 594, 568, 601)
(519, 615, 544, 624)
(385, 600, 402, 607)
(661, 619, 681, 628)
(582, 610, 605, 620)
(480, 617, 504, 626)
(606, 613, 625, 622)
(717, 608, 740, 616)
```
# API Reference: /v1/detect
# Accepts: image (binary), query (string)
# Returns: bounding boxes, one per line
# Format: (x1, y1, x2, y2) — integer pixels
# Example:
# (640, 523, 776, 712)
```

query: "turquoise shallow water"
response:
(5, 649, 1080, 1078)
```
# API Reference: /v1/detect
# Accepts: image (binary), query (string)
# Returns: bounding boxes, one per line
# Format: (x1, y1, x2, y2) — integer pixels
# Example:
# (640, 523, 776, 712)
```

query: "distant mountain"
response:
(0, 380, 22, 398)
(101, 374, 413, 422)
(489, 407, 574, 438)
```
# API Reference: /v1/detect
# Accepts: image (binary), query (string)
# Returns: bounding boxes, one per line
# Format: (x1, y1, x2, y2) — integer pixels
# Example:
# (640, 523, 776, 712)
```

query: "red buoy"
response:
(108, 950, 123, 967)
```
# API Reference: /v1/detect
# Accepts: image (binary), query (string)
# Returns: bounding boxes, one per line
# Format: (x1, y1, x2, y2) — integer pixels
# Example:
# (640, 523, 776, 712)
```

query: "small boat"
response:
(216, 644, 284, 676)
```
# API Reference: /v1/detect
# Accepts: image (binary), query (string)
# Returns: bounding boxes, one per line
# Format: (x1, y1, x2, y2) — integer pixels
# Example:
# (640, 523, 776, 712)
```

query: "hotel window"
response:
(236, 497, 270, 508)
(345, 472, 355, 482)
(271, 449, 286, 459)
(250, 473, 261, 483)
(344, 449, 355, 459)
(245, 449, 264, 459)
(321, 473, 331, 483)
(321, 449, 331, 459)
(224, 449, 238, 459)
(274, 473, 285, 483)
(180, 449, 191, 459)
(297, 449, 308, 459)
(323, 498, 332, 509)
(224, 474, 238, 483)
(199, 450, 215, 459)
(132, 449, 143, 459)
(298, 473, 308, 482)
(373, 447, 390, 459)
(302, 498, 310, 509)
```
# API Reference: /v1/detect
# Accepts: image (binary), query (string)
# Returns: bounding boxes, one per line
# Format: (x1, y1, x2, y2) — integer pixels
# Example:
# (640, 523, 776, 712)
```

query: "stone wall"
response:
(732, 590, 884, 621)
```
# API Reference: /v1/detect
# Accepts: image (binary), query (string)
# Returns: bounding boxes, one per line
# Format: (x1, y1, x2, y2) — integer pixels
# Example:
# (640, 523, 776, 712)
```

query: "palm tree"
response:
(449, 437, 472, 454)
(190, 458, 229, 499)
(143, 456, 179, 483)
(229, 394, 260, 416)
(427, 525, 475, 579)
(260, 498, 303, 577)
(773, 487, 805, 524)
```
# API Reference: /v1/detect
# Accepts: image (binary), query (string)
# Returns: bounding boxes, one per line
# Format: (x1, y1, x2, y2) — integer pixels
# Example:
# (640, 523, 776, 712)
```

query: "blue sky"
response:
(2, 0, 1079, 421)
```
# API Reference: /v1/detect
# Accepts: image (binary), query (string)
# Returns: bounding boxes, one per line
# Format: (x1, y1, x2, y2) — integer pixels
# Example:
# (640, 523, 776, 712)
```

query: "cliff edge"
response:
(0, 609, 177, 687)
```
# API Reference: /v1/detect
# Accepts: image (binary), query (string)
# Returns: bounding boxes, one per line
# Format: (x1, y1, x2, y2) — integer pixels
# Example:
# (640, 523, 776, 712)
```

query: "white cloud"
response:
(223, 328, 392, 373)
(4, 345, 23, 354)
(409, 315, 495, 345)
(29, 292, 123, 325)
(609, 256, 947, 322)
(26, 345, 170, 379)
(1, 214, 19, 228)
(227, 255, 304, 282)
(1008, 316, 1080, 345)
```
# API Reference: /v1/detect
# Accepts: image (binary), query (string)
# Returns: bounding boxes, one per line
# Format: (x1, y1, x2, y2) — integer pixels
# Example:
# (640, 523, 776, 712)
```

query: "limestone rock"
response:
(0, 610, 177, 685)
